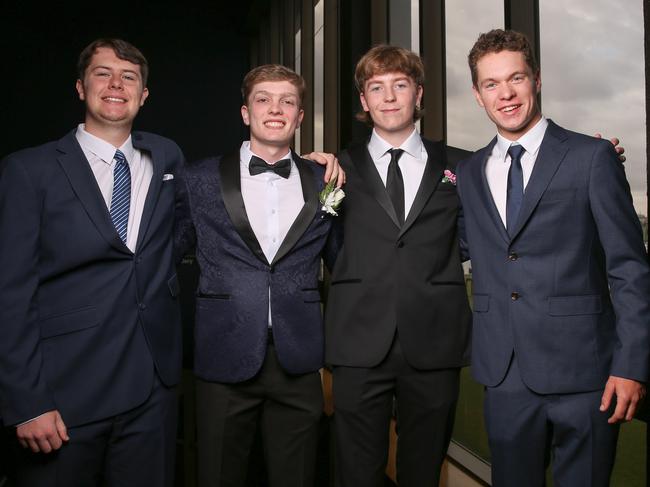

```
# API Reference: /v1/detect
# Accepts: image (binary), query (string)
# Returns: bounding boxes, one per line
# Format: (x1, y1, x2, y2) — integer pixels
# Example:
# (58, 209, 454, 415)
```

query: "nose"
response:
(110, 74, 124, 90)
(384, 87, 396, 102)
(498, 82, 515, 99)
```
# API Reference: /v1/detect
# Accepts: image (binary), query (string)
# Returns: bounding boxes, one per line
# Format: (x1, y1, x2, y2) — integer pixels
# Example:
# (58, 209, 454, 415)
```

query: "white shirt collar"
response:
(494, 116, 549, 162)
(368, 128, 423, 161)
(75, 123, 135, 165)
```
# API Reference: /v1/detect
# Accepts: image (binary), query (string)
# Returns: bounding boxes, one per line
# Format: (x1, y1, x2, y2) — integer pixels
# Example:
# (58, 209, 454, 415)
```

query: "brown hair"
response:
(354, 44, 425, 125)
(241, 64, 306, 107)
(78, 38, 149, 87)
(468, 29, 539, 87)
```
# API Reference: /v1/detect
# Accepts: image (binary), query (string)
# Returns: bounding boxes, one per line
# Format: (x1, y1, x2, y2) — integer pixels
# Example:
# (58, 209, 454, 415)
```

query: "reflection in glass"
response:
(314, 0, 324, 152)
(445, 1, 503, 150)
(540, 0, 647, 224)
(294, 29, 302, 155)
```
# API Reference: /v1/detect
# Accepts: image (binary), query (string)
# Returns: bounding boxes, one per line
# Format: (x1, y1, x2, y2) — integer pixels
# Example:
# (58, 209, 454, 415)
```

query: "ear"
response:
(139, 87, 149, 107)
(359, 92, 369, 112)
(472, 85, 485, 108)
(415, 85, 423, 106)
(76, 79, 85, 101)
(534, 71, 542, 94)
(241, 105, 250, 126)
(297, 108, 304, 127)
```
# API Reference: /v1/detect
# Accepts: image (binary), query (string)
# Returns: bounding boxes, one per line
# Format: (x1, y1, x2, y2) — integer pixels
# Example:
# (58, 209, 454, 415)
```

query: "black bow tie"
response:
(248, 155, 291, 179)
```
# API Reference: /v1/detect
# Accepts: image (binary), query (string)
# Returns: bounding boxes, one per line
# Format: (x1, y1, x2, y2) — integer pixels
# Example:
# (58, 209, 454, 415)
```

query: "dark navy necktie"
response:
(506, 144, 525, 236)
(110, 149, 131, 244)
(249, 155, 291, 179)
(386, 148, 405, 225)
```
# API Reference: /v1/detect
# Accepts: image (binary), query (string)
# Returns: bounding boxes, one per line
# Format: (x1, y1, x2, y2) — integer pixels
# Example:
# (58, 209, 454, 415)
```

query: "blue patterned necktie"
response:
(110, 149, 131, 244)
(506, 144, 525, 236)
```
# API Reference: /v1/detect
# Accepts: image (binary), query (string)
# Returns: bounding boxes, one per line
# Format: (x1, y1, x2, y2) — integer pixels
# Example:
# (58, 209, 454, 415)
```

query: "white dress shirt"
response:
(485, 117, 549, 226)
(367, 128, 428, 218)
(239, 141, 305, 327)
(75, 124, 153, 252)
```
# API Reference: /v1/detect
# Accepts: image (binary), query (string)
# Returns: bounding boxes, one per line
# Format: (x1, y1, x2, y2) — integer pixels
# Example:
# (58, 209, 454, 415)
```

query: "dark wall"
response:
(1, 0, 252, 161)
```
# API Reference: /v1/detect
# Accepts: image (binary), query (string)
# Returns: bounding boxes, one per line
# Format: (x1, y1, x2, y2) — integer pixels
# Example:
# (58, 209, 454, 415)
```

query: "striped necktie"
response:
(110, 149, 131, 244)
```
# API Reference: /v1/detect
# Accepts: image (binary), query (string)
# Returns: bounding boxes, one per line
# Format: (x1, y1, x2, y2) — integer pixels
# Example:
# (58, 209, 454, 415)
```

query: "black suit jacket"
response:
(0, 130, 184, 427)
(325, 137, 471, 369)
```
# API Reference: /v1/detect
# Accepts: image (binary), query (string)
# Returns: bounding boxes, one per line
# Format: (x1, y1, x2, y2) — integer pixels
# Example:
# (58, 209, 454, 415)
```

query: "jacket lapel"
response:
(271, 153, 319, 266)
(509, 121, 568, 240)
(56, 131, 130, 254)
(399, 138, 445, 238)
(219, 152, 269, 265)
(348, 142, 400, 229)
(474, 137, 510, 244)
(132, 132, 164, 250)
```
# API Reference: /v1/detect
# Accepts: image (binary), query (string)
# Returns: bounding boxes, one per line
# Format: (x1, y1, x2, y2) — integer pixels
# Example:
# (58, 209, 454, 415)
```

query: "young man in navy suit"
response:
(0, 39, 184, 486)
(457, 29, 649, 486)
(174, 64, 342, 487)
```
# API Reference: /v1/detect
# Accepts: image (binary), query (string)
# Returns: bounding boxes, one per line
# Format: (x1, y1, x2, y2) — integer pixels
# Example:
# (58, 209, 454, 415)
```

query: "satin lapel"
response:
(398, 138, 445, 238)
(271, 153, 318, 266)
(509, 121, 568, 240)
(56, 131, 130, 253)
(475, 138, 510, 244)
(348, 142, 400, 228)
(219, 152, 269, 265)
(132, 133, 164, 250)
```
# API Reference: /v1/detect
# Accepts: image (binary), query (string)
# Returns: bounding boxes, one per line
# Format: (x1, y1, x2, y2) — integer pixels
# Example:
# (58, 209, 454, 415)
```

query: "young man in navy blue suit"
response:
(174, 64, 342, 487)
(0, 39, 184, 486)
(457, 29, 650, 486)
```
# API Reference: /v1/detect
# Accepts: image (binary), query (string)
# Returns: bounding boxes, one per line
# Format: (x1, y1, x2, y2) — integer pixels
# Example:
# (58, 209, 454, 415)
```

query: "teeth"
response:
(502, 105, 519, 112)
(104, 97, 126, 103)
(265, 121, 285, 128)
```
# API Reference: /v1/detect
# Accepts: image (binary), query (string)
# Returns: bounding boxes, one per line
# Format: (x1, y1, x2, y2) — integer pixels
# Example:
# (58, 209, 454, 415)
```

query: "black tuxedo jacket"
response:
(0, 130, 183, 427)
(175, 152, 340, 383)
(325, 137, 471, 369)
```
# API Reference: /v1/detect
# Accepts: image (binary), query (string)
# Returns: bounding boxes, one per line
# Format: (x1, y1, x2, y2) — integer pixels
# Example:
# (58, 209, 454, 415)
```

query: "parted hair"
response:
(78, 38, 149, 87)
(468, 29, 539, 87)
(354, 44, 425, 125)
(241, 64, 306, 107)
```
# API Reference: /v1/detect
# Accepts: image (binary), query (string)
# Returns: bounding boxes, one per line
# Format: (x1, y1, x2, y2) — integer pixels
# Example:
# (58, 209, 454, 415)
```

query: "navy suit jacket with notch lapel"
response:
(456, 120, 650, 394)
(0, 129, 184, 427)
(324, 137, 472, 369)
(175, 151, 339, 383)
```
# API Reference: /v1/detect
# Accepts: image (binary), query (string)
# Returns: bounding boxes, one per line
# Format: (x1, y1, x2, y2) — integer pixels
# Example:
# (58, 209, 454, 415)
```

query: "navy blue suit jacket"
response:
(457, 121, 650, 394)
(0, 130, 184, 427)
(175, 152, 340, 383)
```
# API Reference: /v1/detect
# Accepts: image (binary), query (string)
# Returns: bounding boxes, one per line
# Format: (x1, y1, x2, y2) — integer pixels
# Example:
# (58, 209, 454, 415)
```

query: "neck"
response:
(375, 125, 415, 148)
(249, 141, 291, 164)
(84, 119, 132, 148)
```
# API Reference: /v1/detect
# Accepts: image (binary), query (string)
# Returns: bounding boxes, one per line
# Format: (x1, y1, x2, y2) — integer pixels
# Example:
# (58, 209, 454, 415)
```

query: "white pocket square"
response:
(162, 174, 174, 181)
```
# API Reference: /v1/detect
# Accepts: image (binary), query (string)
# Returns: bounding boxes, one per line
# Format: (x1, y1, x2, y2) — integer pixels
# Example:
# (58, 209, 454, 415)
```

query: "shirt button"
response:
(271, 209, 276, 214)
(139, 303, 147, 310)
(511, 292, 519, 301)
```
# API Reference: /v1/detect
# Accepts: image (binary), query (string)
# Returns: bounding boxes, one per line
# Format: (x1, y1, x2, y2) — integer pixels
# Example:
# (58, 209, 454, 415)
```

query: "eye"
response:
(395, 82, 408, 89)
(282, 98, 296, 105)
(95, 71, 110, 77)
(512, 74, 525, 83)
(256, 96, 269, 103)
(122, 73, 137, 81)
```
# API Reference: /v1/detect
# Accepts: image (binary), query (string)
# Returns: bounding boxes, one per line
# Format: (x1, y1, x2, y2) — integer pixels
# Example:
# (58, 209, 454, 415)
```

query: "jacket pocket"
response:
(40, 306, 99, 339)
(548, 295, 602, 316)
(330, 278, 362, 285)
(196, 293, 231, 300)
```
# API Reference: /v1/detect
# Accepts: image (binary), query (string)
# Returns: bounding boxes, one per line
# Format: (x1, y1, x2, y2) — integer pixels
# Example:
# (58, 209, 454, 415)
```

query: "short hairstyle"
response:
(354, 44, 425, 125)
(78, 38, 149, 87)
(241, 64, 306, 107)
(468, 29, 539, 87)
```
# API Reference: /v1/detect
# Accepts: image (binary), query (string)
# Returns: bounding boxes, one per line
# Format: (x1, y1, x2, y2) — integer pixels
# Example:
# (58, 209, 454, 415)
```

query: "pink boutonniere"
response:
(441, 169, 456, 186)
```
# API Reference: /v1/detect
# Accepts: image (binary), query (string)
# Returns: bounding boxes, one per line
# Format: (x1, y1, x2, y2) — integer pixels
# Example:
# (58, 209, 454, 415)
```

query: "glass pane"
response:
(314, 0, 324, 152)
(445, 1, 504, 150)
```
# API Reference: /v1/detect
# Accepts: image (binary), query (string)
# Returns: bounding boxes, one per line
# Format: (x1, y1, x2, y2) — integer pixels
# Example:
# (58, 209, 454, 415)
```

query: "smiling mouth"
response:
(102, 96, 127, 103)
(500, 104, 521, 113)
(264, 121, 286, 128)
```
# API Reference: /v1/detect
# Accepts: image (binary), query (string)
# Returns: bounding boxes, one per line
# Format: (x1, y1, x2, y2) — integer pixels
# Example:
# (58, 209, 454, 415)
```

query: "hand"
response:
(594, 133, 626, 162)
(302, 152, 346, 187)
(16, 410, 69, 453)
(600, 375, 646, 423)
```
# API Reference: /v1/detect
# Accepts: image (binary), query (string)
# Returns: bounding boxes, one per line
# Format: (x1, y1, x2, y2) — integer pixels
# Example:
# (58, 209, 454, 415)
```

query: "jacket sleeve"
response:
(588, 140, 650, 382)
(0, 155, 56, 425)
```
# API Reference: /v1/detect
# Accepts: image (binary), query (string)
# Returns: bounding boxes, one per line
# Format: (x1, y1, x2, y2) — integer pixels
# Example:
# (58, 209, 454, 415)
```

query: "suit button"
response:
(269, 266, 275, 274)
(397, 241, 405, 248)
(511, 292, 519, 301)
(139, 303, 147, 310)
(508, 252, 518, 261)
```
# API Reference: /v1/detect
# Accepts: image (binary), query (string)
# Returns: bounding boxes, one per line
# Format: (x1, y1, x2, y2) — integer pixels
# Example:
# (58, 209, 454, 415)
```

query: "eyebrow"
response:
(91, 65, 140, 76)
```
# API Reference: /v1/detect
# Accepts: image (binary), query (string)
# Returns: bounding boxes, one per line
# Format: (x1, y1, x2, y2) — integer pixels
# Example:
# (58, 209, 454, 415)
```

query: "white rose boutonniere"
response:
(319, 179, 345, 216)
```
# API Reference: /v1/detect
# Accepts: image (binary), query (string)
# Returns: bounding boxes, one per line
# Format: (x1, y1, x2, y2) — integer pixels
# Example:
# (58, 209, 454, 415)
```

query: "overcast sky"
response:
(443, 0, 647, 216)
